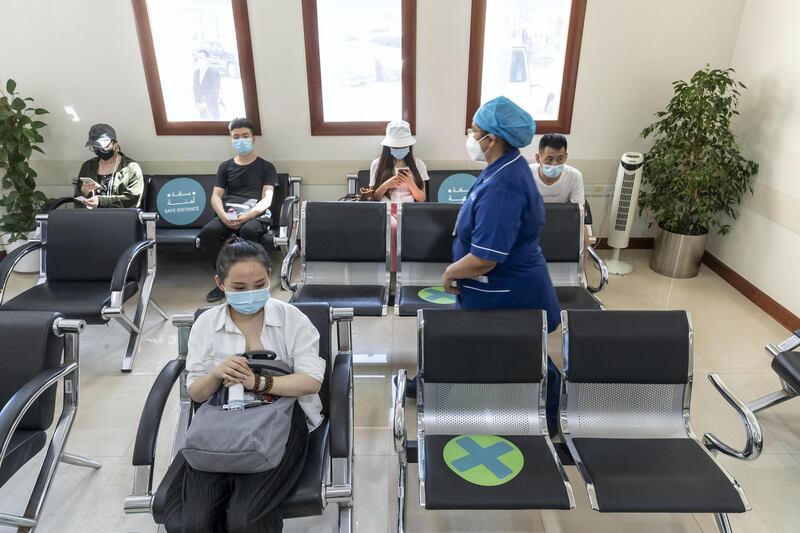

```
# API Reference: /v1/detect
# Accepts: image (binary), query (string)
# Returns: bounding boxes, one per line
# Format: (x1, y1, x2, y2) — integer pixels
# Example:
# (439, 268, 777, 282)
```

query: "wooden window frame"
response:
(465, 0, 587, 134)
(132, 0, 262, 135)
(301, 0, 417, 136)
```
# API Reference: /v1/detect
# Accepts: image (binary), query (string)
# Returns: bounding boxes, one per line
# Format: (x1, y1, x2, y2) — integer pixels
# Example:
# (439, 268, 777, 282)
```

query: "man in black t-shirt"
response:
(198, 117, 279, 302)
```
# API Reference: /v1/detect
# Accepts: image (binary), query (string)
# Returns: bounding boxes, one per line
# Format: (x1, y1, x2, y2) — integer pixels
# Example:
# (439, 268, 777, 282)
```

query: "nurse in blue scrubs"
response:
(442, 96, 562, 433)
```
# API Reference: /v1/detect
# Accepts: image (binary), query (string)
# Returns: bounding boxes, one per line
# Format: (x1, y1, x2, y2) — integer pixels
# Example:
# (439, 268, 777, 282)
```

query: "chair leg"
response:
(60, 452, 102, 469)
(338, 503, 353, 533)
(0, 513, 37, 529)
(714, 513, 733, 533)
(747, 389, 795, 413)
(120, 272, 157, 373)
(149, 298, 169, 321)
(396, 454, 407, 533)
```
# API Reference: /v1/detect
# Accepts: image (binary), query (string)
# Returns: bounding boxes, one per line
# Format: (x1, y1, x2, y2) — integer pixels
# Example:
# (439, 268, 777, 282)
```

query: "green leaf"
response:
(6, 79, 16, 93)
(11, 98, 25, 111)
(33, 108, 48, 115)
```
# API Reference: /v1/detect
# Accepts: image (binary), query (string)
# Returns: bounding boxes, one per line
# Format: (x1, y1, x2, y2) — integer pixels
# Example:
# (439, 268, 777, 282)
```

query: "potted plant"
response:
(0, 79, 49, 273)
(639, 66, 758, 278)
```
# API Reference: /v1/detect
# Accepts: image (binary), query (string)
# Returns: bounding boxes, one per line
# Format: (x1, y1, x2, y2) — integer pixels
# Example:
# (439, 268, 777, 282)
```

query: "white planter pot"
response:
(2, 231, 41, 273)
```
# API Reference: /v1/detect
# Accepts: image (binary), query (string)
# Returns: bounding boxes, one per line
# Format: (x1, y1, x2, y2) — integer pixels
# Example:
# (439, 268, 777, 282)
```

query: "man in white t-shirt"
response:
(529, 133, 590, 246)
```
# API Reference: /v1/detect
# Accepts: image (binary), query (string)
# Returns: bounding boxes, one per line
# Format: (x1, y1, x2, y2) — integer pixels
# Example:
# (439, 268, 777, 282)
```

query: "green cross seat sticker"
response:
(417, 286, 457, 305)
(443, 435, 524, 486)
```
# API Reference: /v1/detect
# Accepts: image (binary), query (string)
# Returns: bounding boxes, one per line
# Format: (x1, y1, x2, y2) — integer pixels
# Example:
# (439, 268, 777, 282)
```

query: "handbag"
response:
(182, 351, 296, 473)
(339, 187, 375, 202)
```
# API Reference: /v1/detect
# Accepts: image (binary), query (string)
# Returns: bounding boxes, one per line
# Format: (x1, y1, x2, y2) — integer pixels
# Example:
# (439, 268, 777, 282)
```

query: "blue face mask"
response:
(232, 138, 254, 155)
(390, 147, 410, 160)
(541, 164, 564, 179)
(225, 287, 270, 315)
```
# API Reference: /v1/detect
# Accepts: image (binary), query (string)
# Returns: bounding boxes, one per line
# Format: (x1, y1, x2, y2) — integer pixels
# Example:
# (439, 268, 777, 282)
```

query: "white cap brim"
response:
(381, 134, 416, 148)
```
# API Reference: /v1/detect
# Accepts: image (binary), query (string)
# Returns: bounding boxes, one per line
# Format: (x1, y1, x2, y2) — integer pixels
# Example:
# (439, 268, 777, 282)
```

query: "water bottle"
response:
(228, 383, 245, 411)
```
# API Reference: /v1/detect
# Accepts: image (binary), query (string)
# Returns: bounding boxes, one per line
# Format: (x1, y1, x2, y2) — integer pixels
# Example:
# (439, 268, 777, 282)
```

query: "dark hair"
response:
(216, 237, 271, 281)
(374, 145, 424, 196)
(539, 133, 568, 152)
(228, 117, 256, 135)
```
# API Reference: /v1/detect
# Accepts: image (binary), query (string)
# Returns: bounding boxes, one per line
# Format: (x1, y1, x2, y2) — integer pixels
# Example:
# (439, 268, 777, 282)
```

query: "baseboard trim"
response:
(594, 237, 654, 250)
(702, 252, 800, 331)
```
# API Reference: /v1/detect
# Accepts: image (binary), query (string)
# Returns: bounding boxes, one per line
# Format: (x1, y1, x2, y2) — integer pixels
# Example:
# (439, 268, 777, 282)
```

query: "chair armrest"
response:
(329, 351, 352, 459)
(279, 196, 297, 228)
(132, 359, 186, 467)
(281, 243, 300, 292)
(289, 175, 302, 198)
(585, 246, 609, 294)
(702, 373, 763, 461)
(393, 369, 408, 455)
(346, 174, 358, 195)
(766, 331, 800, 357)
(110, 240, 155, 292)
(45, 196, 76, 212)
(0, 362, 77, 464)
(0, 241, 43, 303)
(583, 198, 593, 225)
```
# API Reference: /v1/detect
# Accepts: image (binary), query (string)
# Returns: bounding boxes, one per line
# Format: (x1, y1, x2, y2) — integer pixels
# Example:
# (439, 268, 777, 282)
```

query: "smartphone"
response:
(79, 177, 100, 185)
(396, 167, 411, 175)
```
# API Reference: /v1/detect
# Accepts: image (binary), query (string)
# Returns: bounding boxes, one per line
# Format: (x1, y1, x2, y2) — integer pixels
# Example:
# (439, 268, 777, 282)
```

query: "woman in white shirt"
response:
(163, 238, 325, 533)
(368, 119, 430, 271)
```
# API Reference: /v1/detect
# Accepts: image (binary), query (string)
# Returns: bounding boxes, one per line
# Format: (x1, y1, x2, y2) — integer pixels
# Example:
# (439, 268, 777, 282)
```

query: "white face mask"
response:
(465, 134, 488, 162)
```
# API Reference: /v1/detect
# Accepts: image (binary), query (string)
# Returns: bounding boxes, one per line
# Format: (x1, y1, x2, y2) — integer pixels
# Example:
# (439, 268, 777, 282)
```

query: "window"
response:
(466, 0, 586, 134)
(302, 0, 416, 135)
(132, 0, 261, 135)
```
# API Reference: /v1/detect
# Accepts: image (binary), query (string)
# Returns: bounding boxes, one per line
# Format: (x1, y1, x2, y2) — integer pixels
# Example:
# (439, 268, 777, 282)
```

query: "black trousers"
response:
(198, 217, 267, 269)
(162, 404, 310, 533)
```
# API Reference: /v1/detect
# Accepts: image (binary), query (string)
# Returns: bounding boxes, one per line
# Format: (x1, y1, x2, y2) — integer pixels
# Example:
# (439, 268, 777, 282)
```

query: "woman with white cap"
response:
(368, 119, 430, 271)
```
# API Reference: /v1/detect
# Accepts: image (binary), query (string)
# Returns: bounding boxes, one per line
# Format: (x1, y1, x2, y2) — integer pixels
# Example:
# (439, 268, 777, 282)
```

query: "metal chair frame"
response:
(560, 310, 763, 533)
(747, 331, 800, 413)
(282, 201, 392, 316)
(124, 307, 356, 533)
(0, 212, 167, 372)
(0, 317, 101, 531)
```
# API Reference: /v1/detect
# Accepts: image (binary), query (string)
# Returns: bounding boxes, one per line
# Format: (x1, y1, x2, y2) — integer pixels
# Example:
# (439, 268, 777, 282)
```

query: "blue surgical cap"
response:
(473, 96, 536, 148)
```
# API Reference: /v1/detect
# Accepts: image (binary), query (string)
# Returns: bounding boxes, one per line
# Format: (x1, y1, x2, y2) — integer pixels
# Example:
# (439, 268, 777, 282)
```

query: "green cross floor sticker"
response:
(443, 435, 524, 486)
(417, 286, 457, 305)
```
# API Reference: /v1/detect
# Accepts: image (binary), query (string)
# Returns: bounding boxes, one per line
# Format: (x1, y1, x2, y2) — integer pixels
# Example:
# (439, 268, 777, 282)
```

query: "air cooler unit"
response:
(605, 152, 644, 275)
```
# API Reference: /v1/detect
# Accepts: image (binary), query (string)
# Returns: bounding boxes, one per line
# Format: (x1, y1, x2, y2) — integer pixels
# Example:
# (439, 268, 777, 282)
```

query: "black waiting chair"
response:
(745, 329, 800, 413)
(395, 203, 460, 316)
(124, 302, 355, 533)
(540, 203, 608, 310)
(282, 201, 390, 316)
(393, 309, 574, 533)
(346, 169, 481, 204)
(0, 209, 166, 372)
(144, 173, 301, 254)
(561, 310, 762, 533)
(0, 311, 100, 530)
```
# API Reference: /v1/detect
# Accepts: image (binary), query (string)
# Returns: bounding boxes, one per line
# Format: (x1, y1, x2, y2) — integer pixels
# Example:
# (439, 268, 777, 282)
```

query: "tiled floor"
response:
(1, 250, 798, 533)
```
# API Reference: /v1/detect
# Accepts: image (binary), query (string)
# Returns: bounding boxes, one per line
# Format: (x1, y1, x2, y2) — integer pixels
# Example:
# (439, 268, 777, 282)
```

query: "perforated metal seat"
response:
(561, 310, 762, 533)
(393, 309, 574, 532)
(283, 202, 390, 316)
(541, 203, 607, 307)
(395, 203, 461, 316)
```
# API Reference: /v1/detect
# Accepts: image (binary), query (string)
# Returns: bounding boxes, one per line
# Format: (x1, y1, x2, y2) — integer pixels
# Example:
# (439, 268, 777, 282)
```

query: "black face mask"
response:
(93, 147, 115, 160)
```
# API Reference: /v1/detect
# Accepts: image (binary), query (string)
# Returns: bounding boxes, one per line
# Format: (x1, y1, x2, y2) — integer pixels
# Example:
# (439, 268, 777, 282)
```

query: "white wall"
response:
(0, 0, 744, 236)
(706, 0, 800, 317)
